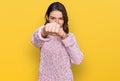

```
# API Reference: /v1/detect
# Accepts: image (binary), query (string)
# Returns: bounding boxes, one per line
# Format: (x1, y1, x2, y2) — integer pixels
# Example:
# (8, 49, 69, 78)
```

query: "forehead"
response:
(49, 10, 63, 17)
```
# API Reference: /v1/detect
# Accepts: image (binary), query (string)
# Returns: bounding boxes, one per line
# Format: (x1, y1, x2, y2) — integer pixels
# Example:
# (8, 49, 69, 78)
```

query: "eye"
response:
(50, 17, 56, 20)
(51, 17, 55, 19)
(59, 18, 63, 20)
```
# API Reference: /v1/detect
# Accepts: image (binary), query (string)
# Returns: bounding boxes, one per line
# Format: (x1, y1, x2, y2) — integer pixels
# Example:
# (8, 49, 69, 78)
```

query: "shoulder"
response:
(68, 32, 75, 38)
(67, 32, 77, 42)
(63, 32, 76, 41)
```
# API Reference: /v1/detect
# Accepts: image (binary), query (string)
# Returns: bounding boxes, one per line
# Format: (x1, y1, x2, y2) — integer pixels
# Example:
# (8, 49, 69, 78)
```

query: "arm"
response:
(31, 26, 50, 48)
(62, 33, 84, 65)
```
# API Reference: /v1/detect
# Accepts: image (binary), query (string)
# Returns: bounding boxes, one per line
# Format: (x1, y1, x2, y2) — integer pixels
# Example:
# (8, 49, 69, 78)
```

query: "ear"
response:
(46, 15, 49, 21)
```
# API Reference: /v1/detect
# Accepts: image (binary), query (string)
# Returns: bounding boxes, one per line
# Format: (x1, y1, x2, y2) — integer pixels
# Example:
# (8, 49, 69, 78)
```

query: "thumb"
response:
(58, 28, 64, 36)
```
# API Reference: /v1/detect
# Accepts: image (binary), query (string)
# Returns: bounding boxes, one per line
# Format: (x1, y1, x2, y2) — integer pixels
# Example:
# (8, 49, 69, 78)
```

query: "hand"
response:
(41, 22, 68, 39)
(58, 28, 68, 39)
(44, 22, 60, 35)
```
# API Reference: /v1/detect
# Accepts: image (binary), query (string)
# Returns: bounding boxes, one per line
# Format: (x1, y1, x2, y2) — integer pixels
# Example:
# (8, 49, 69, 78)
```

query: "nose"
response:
(55, 19, 59, 24)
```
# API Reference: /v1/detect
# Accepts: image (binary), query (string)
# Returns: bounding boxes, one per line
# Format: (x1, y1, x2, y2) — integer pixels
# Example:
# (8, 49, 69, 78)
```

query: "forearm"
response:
(65, 45, 84, 64)
(41, 26, 48, 38)
(62, 33, 84, 64)
(31, 26, 49, 48)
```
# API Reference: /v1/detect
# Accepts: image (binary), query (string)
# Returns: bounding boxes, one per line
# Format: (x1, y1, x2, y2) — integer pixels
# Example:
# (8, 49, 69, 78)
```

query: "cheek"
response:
(48, 19, 53, 23)
(59, 20, 64, 26)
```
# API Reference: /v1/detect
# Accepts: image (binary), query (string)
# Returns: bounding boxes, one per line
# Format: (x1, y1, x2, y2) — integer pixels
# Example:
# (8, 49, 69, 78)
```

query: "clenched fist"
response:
(41, 22, 68, 39)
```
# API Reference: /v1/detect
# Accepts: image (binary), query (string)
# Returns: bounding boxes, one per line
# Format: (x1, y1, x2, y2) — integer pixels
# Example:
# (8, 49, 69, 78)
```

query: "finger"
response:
(55, 26, 59, 33)
(55, 25, 60, 33)
(51, 24, 56, 33)
(45, 24, 49, 32)
(56, 23, 60, 28)
(48, 24, 53, 32)
(57, 28, 62, 36)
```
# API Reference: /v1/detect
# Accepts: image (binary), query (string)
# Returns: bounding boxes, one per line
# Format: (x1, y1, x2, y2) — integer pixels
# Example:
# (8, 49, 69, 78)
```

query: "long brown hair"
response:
(45, 2, 69, 34)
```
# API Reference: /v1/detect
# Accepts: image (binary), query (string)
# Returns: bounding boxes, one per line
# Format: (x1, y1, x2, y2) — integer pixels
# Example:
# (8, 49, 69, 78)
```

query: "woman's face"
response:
(47, 10, 64, 27)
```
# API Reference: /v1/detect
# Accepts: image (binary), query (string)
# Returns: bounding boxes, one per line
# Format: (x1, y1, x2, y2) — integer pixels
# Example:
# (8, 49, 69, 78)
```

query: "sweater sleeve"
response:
(31, 26, 50, 48)
(62, 33, 84, 65)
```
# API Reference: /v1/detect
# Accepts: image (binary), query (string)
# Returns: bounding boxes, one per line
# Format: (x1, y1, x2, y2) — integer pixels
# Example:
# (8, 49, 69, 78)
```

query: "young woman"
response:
(31, 2, 84, 81)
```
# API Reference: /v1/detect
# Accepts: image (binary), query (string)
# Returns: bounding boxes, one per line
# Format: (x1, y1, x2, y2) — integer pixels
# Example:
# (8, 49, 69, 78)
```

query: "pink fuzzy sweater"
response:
(31, 25, 84, 81)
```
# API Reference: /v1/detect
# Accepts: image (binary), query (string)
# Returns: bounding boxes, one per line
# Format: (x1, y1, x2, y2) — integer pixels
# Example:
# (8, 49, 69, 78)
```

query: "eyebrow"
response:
(49, 16, 63, 18)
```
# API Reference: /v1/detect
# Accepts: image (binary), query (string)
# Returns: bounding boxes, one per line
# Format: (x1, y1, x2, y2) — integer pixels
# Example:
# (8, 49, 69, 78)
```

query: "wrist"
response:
(41, 28, 48, 38)
(61, 34, 68, 39)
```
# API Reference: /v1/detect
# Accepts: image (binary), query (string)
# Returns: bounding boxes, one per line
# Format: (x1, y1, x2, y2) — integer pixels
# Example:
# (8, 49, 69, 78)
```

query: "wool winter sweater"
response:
(31, 25, 84, 81)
